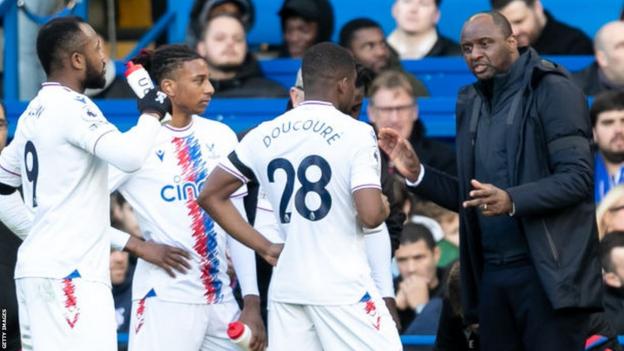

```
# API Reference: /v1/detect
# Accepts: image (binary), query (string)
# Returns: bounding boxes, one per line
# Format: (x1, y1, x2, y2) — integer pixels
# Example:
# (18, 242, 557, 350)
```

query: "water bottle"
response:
(125, 61, 154, 98)
(227, 321, 253, 350)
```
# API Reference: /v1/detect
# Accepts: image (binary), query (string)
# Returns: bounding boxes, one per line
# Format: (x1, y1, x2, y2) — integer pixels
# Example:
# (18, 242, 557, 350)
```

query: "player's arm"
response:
(109, 226, 191, 277)
(0, 189, 33, 240)
(198, 165, 281, 266)
(67, 89, 170, 172)
(226, 198, 266, 351)
(354, 188, 390, 229)
(364, 223, 401, 330)
(0, 132, 31, 239)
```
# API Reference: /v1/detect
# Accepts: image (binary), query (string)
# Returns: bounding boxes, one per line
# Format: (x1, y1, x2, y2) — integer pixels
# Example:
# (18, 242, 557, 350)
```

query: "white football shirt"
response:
(109, 116, 247, 303)
(0, 83, 120, 284)
(221, 101, 382, 305)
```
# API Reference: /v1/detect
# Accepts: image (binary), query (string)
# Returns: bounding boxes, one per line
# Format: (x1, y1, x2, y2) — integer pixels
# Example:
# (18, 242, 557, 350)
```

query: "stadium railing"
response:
(4, 97, 457, 140)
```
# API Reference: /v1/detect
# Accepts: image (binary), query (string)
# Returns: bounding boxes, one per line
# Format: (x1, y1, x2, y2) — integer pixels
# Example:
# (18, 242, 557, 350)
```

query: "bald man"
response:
(573, 21, 624, 96)
(379, 11, 602, 350)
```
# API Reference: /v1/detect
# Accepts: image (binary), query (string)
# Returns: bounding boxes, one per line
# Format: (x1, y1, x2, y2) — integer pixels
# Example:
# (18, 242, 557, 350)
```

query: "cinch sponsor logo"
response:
(160, 175, 205, 202)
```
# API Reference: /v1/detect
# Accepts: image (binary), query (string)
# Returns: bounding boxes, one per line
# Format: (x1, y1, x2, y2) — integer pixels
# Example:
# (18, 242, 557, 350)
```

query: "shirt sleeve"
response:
(218, 130, 258, 184)
(351, 126, 382, 192)
(63, 100, 118, 154)
(0, 130, 24, 187)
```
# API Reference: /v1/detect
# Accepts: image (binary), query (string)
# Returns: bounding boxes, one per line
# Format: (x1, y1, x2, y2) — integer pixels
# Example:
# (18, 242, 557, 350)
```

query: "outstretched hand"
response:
(462, 179, 513, 216)
(377, 128, 421, 182)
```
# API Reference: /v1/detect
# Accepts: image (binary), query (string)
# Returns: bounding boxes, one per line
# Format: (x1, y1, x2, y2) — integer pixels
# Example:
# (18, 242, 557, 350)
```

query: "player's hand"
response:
(400, 275, 430, 309)
(382, 297, 402, 331)
(377, 128, 421, 182)
(136, 240, 191, 278)
(462, 179, 513, 216)
(261, 243, 284, 266)
(137, 88, 171, 120)
(239, 295, 267, 351)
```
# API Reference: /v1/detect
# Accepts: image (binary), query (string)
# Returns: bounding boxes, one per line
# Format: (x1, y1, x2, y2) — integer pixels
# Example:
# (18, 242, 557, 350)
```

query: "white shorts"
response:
(129, 295, 243, 351)
(268, 292, 402, 351)
(16, 277, 117, 351)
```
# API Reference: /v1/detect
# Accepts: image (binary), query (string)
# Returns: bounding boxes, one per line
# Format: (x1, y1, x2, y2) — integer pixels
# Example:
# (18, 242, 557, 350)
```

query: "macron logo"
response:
(155, 91, 167, 104)
(156, 150, 165, 161)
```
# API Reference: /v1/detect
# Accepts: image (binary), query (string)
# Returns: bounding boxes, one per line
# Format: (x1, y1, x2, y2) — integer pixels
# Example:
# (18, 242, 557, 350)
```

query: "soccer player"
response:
(199, 42, 403, 350)
(108, 45, 266, 351)
(0, 17, 172, 350)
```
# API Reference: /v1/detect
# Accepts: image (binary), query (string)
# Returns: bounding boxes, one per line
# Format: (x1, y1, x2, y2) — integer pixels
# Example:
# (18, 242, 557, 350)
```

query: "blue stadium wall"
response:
(247, 0, 622, 46)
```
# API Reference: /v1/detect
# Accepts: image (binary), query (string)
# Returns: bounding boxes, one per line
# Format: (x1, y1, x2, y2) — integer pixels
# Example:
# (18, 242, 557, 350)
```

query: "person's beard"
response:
(84, 60, 107, 89)
(602, 149, 624, 164)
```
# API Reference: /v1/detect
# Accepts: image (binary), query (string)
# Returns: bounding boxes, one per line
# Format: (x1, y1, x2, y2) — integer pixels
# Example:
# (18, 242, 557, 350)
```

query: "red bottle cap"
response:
(227, 321, 245, 339)
(124, 61, 143, 77)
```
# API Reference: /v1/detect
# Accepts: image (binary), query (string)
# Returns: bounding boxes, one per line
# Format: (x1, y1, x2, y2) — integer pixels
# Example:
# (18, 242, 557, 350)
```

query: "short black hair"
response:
(301, 42, 356, 95)
(590, 91, 624, 127)
(600, 231, 624, 273)
(131, 44, 205, 84)
(339, 18, 383, 49)
(36, 16, 86, 76)
(399, 222, 436, 251)
(490, 0, 535, 10)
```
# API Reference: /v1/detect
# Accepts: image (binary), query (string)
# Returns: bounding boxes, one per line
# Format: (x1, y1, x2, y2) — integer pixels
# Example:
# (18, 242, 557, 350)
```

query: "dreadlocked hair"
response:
(130, 44, 204, 84)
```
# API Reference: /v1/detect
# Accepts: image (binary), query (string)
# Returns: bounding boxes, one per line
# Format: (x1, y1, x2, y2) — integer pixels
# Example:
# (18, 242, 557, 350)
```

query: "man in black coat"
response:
(491, 0, 593, 55)
(379, 12, 602, 350)
(197, 14, 287, 98)
(573, 21, 624, 96)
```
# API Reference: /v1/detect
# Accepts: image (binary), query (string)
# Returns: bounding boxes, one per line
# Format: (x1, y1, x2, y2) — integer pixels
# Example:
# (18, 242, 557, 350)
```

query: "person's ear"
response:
(70, 51, 86, 71)
(433, 246, 441, 263)
(197, 41, 207, 57)
(160, 78, 176, 97)
(596, 50, 608, 68)
(604, 271, 623, 288)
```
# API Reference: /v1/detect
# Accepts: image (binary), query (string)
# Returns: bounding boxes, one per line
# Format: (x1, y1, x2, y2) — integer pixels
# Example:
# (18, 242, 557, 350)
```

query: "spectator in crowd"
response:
(590, 91, 624, 203)
(411, 200, 459, 267)
(197, 14, 287, 97)
(394, 222, 445, 334)
(379, 12, 602, 349)
(0, 102, 22, 351)
(597, 185, 624, 239)
(277, 0, 334, 58)
(338, 17, 429, 97)
(573, 21, 624, 96)
(434, 261, 480, 351)
(367, 70, 456, 175)
(110, 249, 134, 336)
(186, 0, 255, 47)
(491, 0, 594, 55)
(387, 0, 461, 59)
(599, 232, 624, 334)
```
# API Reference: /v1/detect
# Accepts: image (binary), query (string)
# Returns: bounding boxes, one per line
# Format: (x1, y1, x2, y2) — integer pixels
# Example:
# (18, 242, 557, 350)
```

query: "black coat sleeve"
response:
(506, 76, 593, 216)
(410, 165, 461, 212)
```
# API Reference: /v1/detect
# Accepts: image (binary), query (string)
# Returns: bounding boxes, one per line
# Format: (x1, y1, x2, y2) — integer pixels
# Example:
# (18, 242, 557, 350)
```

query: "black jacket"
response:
(426, 34, 462, 57)
(210, 53, 288, 98)
(572, 62, 624, 97)
(412, 48, 602, 323)
(532, 11, 594, 55)
(409, 120, 457, 176)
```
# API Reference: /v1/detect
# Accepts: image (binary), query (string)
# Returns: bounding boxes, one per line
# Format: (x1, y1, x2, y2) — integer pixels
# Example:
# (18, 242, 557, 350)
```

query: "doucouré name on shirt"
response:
(262, 119, 342, 148)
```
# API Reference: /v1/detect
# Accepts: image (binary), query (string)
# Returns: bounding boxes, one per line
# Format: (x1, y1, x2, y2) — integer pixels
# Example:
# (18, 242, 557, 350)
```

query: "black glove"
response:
(137, 88, 171, 120)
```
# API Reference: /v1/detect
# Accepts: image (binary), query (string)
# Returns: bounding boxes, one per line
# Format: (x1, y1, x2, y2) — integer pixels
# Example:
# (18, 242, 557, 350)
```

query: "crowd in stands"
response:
(2, 0, 624, 350)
